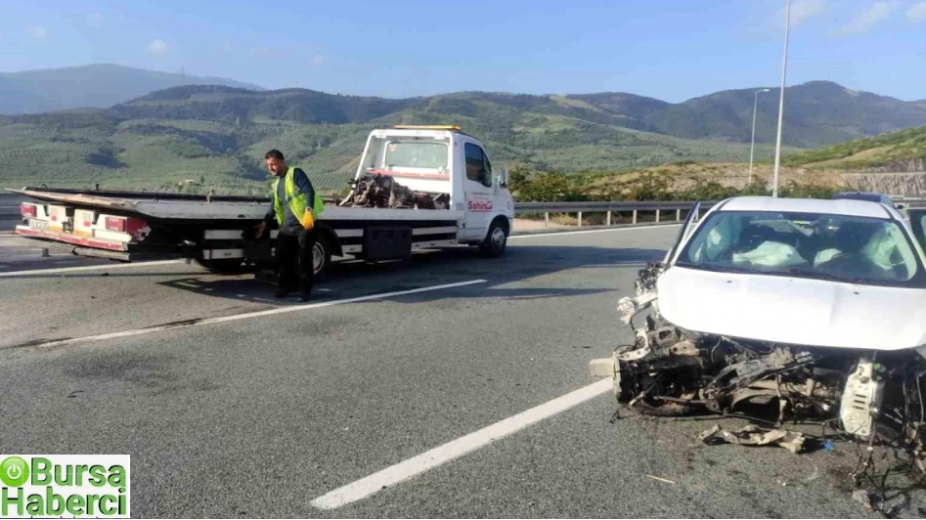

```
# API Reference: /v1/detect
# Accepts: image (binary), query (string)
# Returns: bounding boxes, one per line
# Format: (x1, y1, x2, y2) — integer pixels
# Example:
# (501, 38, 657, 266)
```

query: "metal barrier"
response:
(514, 195, 926, 227)
(514, 200, 717, 227)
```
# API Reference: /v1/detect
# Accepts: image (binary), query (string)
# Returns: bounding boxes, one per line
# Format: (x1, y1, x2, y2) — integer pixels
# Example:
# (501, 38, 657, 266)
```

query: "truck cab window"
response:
(465, 143, 493, 188)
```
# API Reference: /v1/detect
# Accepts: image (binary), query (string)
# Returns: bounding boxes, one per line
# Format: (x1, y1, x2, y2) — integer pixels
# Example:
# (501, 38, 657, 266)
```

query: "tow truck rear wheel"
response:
(313, 232, 332, 278)
(479, 218, 509, 258)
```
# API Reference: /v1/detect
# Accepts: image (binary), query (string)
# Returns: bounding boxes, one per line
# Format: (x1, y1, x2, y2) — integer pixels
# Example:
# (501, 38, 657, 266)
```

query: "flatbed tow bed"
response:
(7, 125, 515, 277)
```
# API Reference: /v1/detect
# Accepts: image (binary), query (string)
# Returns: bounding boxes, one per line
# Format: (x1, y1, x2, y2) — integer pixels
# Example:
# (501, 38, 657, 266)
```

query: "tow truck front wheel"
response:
(479, 219, 509, 258)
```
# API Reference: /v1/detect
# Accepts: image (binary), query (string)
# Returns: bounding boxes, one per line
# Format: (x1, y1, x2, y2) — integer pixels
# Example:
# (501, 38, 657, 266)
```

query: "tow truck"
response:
(7, 125, 515, 277)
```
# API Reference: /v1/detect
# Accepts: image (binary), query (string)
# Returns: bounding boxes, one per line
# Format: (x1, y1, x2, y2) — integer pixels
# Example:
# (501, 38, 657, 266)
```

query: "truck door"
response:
(462, 141, 495, 241)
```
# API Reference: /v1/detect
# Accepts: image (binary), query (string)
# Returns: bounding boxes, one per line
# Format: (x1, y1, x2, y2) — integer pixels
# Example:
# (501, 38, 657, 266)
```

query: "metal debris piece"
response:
(698, 424, 806, 454)
(645, 475, 676, 485)
(851, 489, 872, 510)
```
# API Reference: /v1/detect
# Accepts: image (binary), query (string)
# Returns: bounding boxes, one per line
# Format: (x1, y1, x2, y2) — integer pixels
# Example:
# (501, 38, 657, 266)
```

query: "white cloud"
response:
(908, 2, 926, 22)
(832, 1, 902, 37)
(790, 0, 828, 27)
(147, 39, 170, 55)
(25, 25, 48, 40)
(310, 55, 324, 66)
(86, 13, 105, 27)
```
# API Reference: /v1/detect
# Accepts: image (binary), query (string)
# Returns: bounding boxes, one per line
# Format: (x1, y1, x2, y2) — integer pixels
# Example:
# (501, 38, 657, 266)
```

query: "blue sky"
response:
(1, 0, 924, 102)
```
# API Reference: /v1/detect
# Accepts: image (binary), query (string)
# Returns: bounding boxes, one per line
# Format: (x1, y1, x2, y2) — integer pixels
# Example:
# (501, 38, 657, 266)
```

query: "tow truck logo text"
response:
(467, 199, 493, 212)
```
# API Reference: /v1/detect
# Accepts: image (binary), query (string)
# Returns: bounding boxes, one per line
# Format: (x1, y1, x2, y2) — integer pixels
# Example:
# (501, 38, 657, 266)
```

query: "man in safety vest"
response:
(256, 149, 325, 301)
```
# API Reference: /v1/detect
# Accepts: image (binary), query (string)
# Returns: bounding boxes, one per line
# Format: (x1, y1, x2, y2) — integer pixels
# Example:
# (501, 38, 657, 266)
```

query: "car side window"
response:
(465, 143, 492, 188)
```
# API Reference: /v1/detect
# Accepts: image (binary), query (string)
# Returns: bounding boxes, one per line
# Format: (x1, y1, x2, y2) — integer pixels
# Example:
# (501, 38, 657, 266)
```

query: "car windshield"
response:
(361, 136, 450, 173)
(675, 210, 926, 288)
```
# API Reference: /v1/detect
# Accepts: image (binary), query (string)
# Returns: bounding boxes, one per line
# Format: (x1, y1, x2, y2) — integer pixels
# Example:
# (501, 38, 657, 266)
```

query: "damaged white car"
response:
(594, 196, 926, 469)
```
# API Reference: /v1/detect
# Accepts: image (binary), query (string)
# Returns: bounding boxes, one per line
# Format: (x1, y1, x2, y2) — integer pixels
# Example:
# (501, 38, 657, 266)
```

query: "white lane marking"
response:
(510, 224, 680, 240)
(310, 378, 613, 510)
(21, 279, 486, 350)
(0, 260, 183, 278)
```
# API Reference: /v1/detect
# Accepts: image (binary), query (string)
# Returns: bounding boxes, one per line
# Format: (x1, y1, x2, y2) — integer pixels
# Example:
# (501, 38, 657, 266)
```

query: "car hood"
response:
(656, 266, 926, 350)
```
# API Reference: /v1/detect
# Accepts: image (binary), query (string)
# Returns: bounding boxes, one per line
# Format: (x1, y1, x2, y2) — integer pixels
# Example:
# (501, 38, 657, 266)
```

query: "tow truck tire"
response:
(313, 232, 332, 278)
(479, 218, 509, 258)
(195, 258, 244, 274)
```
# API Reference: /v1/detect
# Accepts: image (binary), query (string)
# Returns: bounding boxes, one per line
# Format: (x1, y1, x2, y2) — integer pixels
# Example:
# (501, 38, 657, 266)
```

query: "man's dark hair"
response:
(265, 149, 285, 161)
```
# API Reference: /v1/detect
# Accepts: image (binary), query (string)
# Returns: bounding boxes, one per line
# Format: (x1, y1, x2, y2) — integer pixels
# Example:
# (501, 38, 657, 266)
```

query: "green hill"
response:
(1, 80, 924, 194)
(644, 81, 926, 148)
(0, 86, 785, 193)
(526, 124, 926, 204)
(780, 124, 926, 171)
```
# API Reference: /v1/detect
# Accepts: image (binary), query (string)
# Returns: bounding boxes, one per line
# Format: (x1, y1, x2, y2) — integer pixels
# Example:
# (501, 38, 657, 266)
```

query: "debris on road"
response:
(698, 424, 806, 454)
(852, 489, 872, 510)
(645, 475, 676, 485)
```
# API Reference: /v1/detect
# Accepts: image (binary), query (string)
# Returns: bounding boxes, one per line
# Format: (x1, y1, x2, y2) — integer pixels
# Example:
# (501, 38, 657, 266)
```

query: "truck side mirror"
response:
(497, 168, 508, 188)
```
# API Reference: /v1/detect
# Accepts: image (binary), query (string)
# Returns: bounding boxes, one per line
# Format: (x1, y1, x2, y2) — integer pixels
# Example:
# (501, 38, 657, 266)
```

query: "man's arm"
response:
(294, 168, 317, 213)
(264, 202, 276, 223)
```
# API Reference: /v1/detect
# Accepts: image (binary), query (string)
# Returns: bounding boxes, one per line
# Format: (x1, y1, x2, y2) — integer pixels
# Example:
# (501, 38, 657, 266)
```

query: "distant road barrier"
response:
(514, 200, 718, 227)
(516, 195, 926, 227)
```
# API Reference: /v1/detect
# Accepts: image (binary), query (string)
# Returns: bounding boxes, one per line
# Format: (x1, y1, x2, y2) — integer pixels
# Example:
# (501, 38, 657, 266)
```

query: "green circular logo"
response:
(0, 457, 29, 487)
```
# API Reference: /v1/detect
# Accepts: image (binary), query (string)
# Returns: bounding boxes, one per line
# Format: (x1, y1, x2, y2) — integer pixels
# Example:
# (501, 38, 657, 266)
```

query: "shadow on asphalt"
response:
(148, 244, 666, 306)
(0, 245, 666, 307)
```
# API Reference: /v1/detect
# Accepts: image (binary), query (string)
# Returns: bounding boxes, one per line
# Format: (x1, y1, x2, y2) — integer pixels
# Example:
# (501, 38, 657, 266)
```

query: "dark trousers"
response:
(275, 223, 317, 294)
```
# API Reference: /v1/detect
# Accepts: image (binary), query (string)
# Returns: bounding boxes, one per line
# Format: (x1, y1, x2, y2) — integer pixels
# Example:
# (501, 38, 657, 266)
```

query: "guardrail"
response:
(514, 200, 717, 227)
(514, 195, 926, 227)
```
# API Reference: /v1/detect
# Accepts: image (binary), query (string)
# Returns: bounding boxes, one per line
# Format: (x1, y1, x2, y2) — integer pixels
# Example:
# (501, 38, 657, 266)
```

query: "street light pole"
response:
(749, 88, 770, 185)
(772, 0, 791, 198)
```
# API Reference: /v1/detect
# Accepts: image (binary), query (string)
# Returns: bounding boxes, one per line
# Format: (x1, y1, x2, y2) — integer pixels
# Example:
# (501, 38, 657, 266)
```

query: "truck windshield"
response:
(362, 137, 450, 174)
(675, 210, 926, 288)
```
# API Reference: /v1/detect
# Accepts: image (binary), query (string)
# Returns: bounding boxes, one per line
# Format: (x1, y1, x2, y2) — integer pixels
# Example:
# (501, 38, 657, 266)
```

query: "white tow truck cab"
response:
(10, 125, 515, 276)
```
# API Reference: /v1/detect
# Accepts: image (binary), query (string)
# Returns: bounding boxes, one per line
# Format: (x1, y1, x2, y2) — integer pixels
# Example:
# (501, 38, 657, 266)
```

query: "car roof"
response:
(717, 196, 893, 219)
(833, 191, 893, 202)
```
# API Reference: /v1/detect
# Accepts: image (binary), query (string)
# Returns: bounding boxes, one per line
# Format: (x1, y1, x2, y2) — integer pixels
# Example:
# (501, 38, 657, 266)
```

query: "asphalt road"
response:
(0, 226, 918, 518)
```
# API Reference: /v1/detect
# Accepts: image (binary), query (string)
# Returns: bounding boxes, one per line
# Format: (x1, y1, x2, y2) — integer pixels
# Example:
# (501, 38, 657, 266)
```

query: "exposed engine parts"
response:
(596, 262, 926, 491)
(340, 173, 449, 210)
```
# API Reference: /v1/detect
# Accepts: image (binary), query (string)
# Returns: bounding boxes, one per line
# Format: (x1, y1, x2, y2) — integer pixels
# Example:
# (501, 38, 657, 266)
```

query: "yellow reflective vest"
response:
(272, 167, 325, 227)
